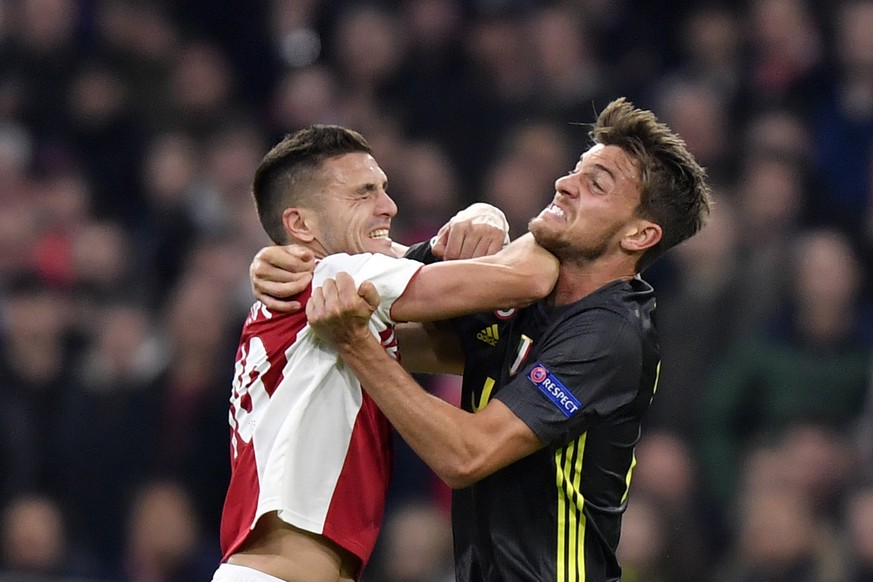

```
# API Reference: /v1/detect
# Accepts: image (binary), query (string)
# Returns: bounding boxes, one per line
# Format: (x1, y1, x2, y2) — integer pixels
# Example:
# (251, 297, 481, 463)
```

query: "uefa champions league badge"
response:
(528, 364, 581, 417)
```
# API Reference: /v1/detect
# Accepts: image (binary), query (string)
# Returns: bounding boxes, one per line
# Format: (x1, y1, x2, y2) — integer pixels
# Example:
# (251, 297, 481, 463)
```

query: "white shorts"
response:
(211, 563, 286, 582)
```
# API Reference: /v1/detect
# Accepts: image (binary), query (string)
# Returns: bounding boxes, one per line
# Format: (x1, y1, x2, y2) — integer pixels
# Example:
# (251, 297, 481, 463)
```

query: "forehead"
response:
(580, 144, 639, 181)
(319, 152, 386, 188)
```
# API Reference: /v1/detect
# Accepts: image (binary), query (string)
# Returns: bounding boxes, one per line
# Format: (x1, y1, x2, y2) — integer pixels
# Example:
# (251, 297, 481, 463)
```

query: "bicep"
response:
(467, 400, 544, 480)
(390, 259, 536, 323)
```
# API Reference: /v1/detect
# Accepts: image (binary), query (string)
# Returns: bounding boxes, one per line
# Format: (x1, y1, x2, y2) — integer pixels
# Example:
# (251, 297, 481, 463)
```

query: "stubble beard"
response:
(529, 217, 615, 267)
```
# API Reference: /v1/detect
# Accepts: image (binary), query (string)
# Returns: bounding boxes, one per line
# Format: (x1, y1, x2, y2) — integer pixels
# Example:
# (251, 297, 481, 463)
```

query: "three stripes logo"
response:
(476, 323, 500, 346)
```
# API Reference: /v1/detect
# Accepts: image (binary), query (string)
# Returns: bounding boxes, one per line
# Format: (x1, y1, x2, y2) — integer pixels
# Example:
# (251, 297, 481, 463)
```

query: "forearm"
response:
(307, 274, 542, 485)
(338, 335, 481, 488)
(391, 234, 558, 323)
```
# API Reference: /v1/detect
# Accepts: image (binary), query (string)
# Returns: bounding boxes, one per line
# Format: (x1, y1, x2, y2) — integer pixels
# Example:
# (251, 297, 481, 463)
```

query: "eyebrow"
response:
(356, 180, 388, 194)
(590, 163, 616, 181)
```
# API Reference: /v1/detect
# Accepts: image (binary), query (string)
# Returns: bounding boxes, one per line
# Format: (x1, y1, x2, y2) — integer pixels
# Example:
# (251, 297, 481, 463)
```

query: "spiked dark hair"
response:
(251, 125, 372, 243)
(591, 97, 713, 270)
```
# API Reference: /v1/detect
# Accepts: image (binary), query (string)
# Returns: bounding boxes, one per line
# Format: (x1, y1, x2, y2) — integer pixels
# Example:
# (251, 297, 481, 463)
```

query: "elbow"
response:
(519, 253, 559, 301)
(511, 266, 557, 306)
(436, 457, 486, 490)
(439, 471, 479, 491)
(444, 475, 477, 490)
(528, 271, 557, 300)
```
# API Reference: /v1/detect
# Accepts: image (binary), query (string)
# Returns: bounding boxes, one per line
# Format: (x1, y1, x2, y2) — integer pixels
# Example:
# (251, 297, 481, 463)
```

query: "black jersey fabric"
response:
(403, 242, 660, 581)
(452, 277, 659, 582)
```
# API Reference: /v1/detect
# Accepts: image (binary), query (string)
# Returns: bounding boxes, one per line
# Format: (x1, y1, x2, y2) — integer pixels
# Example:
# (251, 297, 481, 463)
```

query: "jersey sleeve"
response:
(494, 308, 644, 447)
(402, 240, 440, 264)
(314, 253, 424, 325)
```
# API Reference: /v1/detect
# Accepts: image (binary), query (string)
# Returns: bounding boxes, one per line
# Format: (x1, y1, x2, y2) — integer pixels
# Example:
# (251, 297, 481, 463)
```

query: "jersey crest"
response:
(494, 307, 516, 319)
(508, 334, 533, 376)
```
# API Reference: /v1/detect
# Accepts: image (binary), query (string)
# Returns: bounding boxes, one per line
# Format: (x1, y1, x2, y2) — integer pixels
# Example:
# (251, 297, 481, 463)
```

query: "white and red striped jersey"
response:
(219, 252, 423, 571)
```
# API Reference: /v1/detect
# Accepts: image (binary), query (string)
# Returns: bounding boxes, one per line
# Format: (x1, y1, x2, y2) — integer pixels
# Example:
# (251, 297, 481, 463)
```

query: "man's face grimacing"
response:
(529, 144, 645, 263)
(310, 152, 398, 257)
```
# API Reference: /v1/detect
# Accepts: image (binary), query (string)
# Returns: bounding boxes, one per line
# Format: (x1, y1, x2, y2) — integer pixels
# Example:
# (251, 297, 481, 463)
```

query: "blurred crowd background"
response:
(1, 0, 873, 580)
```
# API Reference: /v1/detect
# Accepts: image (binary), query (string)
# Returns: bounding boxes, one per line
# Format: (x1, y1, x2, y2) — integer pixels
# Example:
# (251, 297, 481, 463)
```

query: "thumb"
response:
(431, 226, 449, 258)
(357, 280, 380, 311)
(286, 245, 314, 263)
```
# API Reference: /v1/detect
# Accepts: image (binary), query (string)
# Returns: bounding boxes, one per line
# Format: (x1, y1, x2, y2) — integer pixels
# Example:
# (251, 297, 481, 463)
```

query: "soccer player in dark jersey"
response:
(253, 97, 713, 581)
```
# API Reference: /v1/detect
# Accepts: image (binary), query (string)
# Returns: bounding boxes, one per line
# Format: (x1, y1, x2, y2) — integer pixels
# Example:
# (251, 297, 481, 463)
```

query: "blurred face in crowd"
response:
(299, 152, 398, 257)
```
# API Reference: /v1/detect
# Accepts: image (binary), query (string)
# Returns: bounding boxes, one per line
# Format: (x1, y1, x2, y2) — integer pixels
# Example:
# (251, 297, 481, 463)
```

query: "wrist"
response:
(335, 329, 382, 358)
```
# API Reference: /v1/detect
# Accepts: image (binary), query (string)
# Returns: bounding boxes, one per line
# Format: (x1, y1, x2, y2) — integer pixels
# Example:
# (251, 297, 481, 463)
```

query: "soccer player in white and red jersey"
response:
(211, 125, 559, 582)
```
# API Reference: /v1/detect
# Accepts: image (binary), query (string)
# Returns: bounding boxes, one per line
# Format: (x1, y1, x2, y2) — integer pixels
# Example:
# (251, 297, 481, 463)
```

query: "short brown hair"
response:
(591, 97, 713, 270)
(252, 125, 372, 243)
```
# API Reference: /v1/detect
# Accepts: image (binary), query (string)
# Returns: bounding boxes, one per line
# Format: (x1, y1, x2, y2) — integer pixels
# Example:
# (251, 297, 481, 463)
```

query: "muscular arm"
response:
(308, 275, 542, 489)
(346, 336, 540, 489)
(250, 202, 511, 312)
(390, 233, 558, 323)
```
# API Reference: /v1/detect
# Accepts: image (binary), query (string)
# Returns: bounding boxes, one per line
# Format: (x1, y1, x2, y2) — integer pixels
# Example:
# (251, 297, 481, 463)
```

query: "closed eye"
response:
(357, 182, 386, 198)
(587, 175, 605, 193)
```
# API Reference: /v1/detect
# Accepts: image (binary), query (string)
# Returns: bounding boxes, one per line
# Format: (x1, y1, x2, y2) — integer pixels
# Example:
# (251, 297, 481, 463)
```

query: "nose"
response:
(377, 189, 398, 217)
(554, 173, 577, 198)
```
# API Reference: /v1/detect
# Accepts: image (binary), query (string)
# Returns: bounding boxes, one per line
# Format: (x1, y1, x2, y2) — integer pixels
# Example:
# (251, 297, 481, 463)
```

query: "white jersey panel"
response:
(248, 252, 422, 533)
(312, 252, 423, 324)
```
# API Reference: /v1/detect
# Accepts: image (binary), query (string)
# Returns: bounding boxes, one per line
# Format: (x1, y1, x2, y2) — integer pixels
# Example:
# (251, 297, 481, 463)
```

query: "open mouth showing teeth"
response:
(545, 204, 565, 219)
(369, 229, 390, 239)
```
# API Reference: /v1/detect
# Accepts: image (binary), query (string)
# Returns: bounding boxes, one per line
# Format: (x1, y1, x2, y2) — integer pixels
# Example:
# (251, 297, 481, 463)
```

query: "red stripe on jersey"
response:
(321, 390, 394, 568)
(220, 290, 311, 560)
(220, 439, 260, 559)
(243, 286, 311, 397)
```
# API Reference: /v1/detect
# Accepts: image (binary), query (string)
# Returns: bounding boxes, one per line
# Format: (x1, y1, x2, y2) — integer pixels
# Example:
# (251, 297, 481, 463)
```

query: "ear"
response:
(283, 207, 317, 243)
(621, 220, 662, 253)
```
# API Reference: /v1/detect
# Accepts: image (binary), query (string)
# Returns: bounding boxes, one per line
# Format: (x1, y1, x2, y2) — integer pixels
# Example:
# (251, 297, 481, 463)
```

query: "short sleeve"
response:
(495, 308, 644, 447)
(313, 253, 424, 325)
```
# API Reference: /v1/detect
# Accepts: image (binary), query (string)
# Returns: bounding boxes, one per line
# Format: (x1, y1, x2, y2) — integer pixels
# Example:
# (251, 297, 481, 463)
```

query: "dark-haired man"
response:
(211, 125, 559, 582)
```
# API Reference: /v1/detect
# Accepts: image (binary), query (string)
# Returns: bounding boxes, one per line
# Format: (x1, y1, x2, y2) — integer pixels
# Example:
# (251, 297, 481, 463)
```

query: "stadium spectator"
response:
(699, 228, 873, 513)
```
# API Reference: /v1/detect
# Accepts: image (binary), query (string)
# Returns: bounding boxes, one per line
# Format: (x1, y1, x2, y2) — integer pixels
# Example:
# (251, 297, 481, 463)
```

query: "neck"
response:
(550, 260, 637, 306)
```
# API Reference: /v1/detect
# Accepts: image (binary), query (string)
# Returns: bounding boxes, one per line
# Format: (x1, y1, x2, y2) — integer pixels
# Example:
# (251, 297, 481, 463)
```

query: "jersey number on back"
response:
(229, 337, 271, 459)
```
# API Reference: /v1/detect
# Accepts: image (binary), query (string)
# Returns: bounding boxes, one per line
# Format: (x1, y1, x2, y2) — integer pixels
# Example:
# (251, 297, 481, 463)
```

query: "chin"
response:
(528, 217, 555, 242)
(530, 222, 571, 257)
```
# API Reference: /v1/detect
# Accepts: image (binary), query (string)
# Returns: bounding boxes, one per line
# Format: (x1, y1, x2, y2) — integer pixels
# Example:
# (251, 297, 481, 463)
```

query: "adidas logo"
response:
(476, 324, 500, 346)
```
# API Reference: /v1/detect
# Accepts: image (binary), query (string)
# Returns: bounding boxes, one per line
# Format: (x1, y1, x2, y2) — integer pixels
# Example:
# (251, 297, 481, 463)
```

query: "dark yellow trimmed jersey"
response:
(450, 277, 660, 582)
